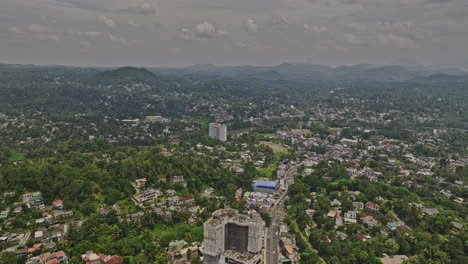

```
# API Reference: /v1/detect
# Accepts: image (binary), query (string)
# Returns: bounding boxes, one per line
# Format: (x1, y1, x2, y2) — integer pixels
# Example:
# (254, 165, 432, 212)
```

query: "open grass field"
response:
(256, 143, 289, 178)
(151, 223, 203, 244)
(8, 150, 25, 162)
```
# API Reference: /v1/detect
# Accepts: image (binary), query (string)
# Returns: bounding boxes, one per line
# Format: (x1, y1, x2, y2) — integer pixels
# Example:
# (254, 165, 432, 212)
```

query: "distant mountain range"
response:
(1, 62, 467, 84)
(149, 63, 467, 82)
(85, 67, 160, 86)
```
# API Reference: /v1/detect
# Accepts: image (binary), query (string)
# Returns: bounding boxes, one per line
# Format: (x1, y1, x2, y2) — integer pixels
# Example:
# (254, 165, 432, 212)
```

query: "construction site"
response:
(203, 209, 265, 264)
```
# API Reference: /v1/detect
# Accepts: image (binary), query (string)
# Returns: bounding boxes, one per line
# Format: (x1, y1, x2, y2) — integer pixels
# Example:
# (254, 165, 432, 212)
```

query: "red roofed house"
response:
(80, 251, 122, 264)
(365, 201, 380, 212)
(396, 225, 410, 233)
(160, 150, 172, 156)
(53, 200, 64, 208)
(98, 254, 108, 261)
(39, 251, 68, 264)
(105, 255, 124, 264)
(180, 196, 195, 204)
(46, 259, 60, 264)
(28, 243, 42, 253)
(81, 251, 100, 264)
(360, 215, 374, 222)
(355, 233, 371, 241)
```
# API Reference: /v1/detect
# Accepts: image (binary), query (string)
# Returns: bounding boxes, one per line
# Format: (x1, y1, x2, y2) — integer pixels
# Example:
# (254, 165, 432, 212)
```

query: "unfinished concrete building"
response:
(203, 209, 265, 264)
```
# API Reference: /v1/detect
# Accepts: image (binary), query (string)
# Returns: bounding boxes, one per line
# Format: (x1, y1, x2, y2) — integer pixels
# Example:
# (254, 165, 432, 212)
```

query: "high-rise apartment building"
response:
(203, 209, 265, 264)
(209, 123, 227, 141)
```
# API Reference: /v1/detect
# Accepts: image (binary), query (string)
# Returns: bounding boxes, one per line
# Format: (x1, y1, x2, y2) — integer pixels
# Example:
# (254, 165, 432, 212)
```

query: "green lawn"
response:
(230, 127, 255, 135)
(151, 223, 203, 245)
(8, 150, 25, 162)
(256, 147, 288, 179)
(291, 129, 312, 134)
(260, 142, 288, 153)
(259, 133, 276, 138)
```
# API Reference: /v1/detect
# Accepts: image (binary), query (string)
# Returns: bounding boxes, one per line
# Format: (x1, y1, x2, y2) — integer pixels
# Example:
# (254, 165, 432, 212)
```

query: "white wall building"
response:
(209, 123, 227, 141)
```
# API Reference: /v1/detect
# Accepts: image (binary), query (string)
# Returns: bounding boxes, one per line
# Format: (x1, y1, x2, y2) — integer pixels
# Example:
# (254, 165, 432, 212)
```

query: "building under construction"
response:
(203, 209, 265, 264)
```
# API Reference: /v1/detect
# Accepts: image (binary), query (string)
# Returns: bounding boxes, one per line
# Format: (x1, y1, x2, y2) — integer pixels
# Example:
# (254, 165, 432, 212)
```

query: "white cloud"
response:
(194, 21, 216, 38)
(28, 24, 49, 33)
(180, 28, 191, 39)
(119, 2, 157, 15)
(245, 18, 258, 35)
(128, 20, 140, 28)
(378, 33, 417, 49)
(304, 24, 328, 33)
(105, 32, 129, 46)
(348, 23, 367, 31)
(82, 31, 102, 38)
(234, 41, 249, 48)
(98, 15, 116, 28)
(8, 26, 23, 34)
(46, 34, 59, 41)
(79, 40, 92, 52)
(376, 21, 413, 34)
(188, 21, 227, 39)
(343, 33, 362, 45)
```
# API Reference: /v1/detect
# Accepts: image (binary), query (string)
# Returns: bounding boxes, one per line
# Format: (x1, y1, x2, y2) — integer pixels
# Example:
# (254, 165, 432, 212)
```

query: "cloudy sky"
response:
(1, 0, 467, 68)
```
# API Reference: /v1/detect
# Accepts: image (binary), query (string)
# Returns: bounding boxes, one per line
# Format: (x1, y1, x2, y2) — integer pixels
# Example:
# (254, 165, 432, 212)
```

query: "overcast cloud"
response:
(0, 0, 467, 68)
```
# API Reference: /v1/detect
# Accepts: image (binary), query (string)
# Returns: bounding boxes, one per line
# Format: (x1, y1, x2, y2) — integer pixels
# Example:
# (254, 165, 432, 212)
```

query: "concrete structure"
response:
(144, 116, 169, 123)
(203, 209, 265, 264)
(209, 123, 227, 141)
(252, 180, 279, 194)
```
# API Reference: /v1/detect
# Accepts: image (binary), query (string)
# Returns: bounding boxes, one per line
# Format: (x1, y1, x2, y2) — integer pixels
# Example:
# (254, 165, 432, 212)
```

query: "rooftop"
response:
(252, 180, 279, 189)
(206, 208, 264, 226)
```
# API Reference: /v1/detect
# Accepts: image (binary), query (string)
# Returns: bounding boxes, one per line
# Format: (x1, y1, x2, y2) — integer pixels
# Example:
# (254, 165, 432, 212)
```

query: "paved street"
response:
(265, 164, 298, 264)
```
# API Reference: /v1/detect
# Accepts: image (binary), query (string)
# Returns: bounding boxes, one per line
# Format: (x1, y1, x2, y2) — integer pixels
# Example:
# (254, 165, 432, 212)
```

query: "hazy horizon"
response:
(1, 0, 468, 69)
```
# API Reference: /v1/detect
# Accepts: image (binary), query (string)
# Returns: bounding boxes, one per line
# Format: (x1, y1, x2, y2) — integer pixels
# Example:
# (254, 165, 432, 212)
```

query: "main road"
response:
(265, 164, 298, 264)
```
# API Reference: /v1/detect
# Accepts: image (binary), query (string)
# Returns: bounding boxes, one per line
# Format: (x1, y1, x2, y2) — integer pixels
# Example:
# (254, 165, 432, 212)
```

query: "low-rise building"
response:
(252, 180, 279, 194)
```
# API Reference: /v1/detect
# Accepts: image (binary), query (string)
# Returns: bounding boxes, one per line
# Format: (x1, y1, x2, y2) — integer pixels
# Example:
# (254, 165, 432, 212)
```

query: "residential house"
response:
(179, 196, 195, 204)
(451, 222, 464, 233)
(103, 255, 124, 264)
(167, 189, 177, 196)
(53, 210, 74, 219)
(334, 211, 343, 226)
(365, 201, 380, 212)
(201, 187, 214, 197)
(336, 231, 348, 240)
(35, 230, 44, 239)
(344, 211, 357, 224)
(129, 211, 144, 221)
(13, 206, 23, 214)
(171, 175, 186, 183)
(352, 202, 364, 211)
(380, 255, 409, 264)
(396, 225, 410, 233)
(331, 199, 342, 207)
(386, 221, 406, 231)
(167, 240, 199, 264)
(53, 200, 63, 209)
(355, 233, 371, 241)
(134, 178, 147, 188)
(305, 209, 316, 219)
(40, 251, 68, 264)
(0, 209, 10, 219)
(422, 208, 439, 216)
(167, 196, 180, 206)
(81, 251, 100, 264)
(360, 215, 378, 228)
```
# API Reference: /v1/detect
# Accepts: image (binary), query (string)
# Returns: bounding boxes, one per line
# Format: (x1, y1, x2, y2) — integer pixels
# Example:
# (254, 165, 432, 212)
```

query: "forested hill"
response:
(0, 63, 466, 128)
(85, 67, 160, 86)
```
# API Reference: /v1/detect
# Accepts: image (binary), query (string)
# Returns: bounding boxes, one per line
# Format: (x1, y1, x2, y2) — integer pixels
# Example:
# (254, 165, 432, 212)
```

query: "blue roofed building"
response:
(252, 180, 279, 194)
